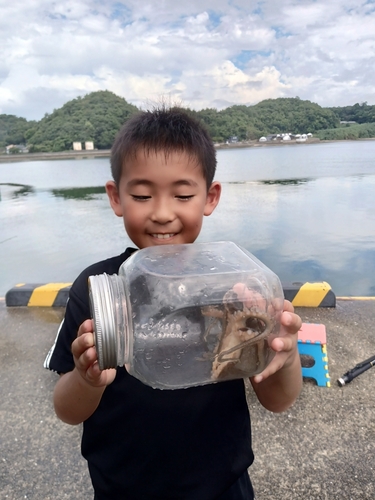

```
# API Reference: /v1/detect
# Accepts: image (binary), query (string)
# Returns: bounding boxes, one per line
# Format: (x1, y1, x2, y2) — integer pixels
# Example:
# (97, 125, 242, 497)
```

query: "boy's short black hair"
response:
(110, 107, 217, 189)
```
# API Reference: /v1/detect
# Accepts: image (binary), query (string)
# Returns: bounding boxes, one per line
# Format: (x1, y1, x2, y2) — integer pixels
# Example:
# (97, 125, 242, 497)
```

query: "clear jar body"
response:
(89, 241, 284, 390)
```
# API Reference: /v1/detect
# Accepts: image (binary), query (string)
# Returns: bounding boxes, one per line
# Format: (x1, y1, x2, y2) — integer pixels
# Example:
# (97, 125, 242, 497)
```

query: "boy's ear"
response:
(106, 181, 123, 217)
(204, 181, 221, 216)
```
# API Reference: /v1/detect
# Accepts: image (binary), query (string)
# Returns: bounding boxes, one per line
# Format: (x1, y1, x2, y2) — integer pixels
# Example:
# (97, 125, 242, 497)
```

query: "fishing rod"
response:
(337, 354, 375, 387)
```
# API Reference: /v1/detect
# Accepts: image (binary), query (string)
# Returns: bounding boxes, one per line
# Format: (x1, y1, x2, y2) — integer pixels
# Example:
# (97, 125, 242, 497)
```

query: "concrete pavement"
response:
(0, 298, 374, 499)
(0, 301, 92, 499)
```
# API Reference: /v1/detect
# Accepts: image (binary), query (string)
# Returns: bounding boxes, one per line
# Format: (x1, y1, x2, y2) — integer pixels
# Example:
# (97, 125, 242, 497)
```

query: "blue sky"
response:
(0, 0, 374, 120)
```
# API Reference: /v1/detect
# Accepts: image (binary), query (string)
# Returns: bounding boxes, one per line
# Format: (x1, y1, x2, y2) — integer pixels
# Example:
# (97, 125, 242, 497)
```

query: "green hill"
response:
(327, 102, 375, 124)
(195, 98, 340, 142)
(316, 122, 375, 140)
(1, 93, 375, 153)
(0, 115, 36, 149)
(25, 90, 138, 152)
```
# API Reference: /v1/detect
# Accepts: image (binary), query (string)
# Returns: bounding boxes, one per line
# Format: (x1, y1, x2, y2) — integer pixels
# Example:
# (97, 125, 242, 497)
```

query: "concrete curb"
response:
(5, 281, 337, 308)
(283, 281, 336, 307)
(5, 283, 72, 307)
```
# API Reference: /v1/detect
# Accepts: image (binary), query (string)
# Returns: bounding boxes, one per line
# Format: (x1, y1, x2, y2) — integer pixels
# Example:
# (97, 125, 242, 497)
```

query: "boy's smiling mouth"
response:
(151, 233, 176, 240)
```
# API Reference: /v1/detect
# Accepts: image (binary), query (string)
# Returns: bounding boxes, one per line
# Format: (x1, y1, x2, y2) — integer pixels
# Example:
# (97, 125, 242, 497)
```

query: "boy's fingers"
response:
(280, 310, 302, 333)
(253, 356, 284, 382)
(71, 331, 95, 359)
(232, 283, 267, 309)
(282, 299, 294, 313)
(73, 319, 95, 358)
(253, 345, 300, 383)
(76, 346, 97, 371)
(271, 335, 295, 353)
(77, 319, 94, 336)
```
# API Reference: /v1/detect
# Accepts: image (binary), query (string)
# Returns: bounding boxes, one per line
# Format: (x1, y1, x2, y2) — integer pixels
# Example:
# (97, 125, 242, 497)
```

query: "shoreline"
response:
(1, 137, 374, 163)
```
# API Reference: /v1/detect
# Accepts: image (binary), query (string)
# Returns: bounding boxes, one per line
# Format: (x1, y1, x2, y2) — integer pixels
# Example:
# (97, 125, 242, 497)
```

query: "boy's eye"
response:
(131, 195, 151, 201)
(177, 195, 194, 201)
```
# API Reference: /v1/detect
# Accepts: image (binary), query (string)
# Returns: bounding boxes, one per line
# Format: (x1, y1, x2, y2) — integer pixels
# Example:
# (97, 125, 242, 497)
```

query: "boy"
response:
(45, 107, 302, 499)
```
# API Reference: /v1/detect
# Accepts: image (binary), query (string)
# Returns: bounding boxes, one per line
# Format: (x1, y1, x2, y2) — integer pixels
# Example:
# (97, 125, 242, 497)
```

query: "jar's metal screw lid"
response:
(88, 273, 117, 370)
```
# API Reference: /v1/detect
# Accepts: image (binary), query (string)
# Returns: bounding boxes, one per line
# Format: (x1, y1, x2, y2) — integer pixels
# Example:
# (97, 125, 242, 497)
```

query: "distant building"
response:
(259, 137, 267, 142)
(296, 134, 307, 143)
(85, 141, 94, 150)
(5, 144, 29, 154)
(73, 142, 82, 151)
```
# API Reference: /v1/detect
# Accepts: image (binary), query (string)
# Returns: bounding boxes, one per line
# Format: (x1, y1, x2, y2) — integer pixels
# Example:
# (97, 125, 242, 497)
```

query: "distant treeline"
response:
(1, 91, 375, 153)
(316, 122, 375, 140)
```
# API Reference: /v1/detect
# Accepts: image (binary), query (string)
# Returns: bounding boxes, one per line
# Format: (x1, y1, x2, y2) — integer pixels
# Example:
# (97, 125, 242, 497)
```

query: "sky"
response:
(1, 0, 374, 121)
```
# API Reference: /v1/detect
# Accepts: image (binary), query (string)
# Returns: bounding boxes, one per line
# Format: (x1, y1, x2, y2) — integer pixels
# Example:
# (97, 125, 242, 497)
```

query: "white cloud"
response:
(0, 0, 374, 119)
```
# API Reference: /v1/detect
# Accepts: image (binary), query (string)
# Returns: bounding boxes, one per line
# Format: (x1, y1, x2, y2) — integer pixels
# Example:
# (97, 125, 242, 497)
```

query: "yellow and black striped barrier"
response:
(283, 281, 336, 307)
(5, 283, 72, 307)
(5, 281, 336, 308)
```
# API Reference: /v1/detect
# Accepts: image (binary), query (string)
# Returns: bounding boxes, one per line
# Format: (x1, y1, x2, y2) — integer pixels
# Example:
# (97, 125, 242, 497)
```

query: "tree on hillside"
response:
(195, 98, 338, 142)
(27, 91, 138, 152)
(252, 98, 339, 133)
(3, 94, 373, 154)
(316, 122, 375, 140)
(0, 115, 35, 149)
(328, 102, 375, 124)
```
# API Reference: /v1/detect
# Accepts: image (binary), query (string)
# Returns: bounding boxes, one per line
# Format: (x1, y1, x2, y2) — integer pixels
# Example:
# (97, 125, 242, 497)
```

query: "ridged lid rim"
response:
(88, 273, 117, 370)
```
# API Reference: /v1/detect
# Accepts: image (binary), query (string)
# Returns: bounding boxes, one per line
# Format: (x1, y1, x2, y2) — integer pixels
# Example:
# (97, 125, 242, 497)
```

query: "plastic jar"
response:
(88, 241, 284, 389)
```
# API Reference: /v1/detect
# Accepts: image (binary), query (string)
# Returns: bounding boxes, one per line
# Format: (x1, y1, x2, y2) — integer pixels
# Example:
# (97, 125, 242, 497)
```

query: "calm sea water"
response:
(1, 141, 375, 297)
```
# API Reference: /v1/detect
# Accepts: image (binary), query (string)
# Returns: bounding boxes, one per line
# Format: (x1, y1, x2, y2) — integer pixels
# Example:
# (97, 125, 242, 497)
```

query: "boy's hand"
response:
(252, 300, 302, 383)
(71, 319, 116, 388)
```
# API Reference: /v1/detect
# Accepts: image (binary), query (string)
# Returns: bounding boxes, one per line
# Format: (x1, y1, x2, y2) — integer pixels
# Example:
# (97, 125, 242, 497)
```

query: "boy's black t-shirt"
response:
(44, 248, 255, 500)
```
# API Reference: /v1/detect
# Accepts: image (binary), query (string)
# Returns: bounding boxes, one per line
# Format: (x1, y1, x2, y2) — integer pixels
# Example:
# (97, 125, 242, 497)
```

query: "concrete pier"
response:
(0, 298, 374, 499)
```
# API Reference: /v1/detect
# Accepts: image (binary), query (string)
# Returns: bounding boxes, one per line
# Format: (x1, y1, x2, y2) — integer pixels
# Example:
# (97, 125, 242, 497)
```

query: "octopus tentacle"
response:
(216, 309, 275, 363)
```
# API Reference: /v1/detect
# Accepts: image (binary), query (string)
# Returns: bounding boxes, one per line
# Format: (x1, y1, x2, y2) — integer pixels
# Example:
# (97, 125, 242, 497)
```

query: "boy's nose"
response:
(151, 201, 175, 224)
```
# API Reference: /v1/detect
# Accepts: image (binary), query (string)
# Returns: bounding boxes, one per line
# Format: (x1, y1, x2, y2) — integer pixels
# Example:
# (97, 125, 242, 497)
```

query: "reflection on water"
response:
(261, 178, 310, 186)
(0, 141, 375, 297)
(208, 179, 311, 186)
(0, 236, 17, 245)
(0, 183, 107, 201)
(0, 182, 35, 199)
(51, 186, 106, 200)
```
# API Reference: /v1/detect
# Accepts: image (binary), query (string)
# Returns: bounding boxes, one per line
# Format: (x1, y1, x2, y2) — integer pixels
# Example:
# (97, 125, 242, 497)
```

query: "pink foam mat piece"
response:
(298, 323, 327, 344)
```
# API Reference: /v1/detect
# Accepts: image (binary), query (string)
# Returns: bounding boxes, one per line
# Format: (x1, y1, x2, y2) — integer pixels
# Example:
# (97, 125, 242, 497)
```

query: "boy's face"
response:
(106, 149, 221, 249)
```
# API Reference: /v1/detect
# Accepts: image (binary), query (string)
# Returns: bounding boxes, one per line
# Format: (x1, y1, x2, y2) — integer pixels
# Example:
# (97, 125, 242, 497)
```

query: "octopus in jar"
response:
(202, 283, 277, 381)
